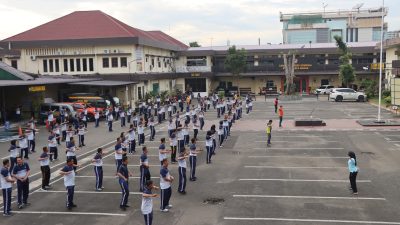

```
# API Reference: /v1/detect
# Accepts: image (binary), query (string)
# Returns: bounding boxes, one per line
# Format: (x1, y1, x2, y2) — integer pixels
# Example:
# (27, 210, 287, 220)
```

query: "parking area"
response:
(2, 98, 400, 225)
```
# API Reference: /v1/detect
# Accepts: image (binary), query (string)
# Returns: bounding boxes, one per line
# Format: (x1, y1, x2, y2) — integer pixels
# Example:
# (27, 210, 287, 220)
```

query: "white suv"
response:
(329, 88, 367, 102)
(315, 85, 334, 95)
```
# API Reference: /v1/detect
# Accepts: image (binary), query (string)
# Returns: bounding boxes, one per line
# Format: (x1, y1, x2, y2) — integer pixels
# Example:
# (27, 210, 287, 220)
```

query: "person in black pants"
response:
(38, 147, 52, 190)
(348, 151, 359, 195)
(12, 157, 31, 209)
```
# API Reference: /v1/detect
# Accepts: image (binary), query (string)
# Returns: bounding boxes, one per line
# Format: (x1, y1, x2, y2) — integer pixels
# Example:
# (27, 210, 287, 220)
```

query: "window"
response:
(55, 59, 59, 72)
(102, 58, 109, 68)
(111, 57, 118, 68)
(185, 78, 206, 92)
(76, 59, 81, 71)
(11, 60, 17, 69)
(187, 56, 207, 66)
(158, 60, 161, 68)
(321, 79, 329, 85)
(151, 58, 155, 67)
(49, 59, 54, 72)
(63, 59, 68, 72)
(266, 80, 275, 88)
(43, 59, 48, 73)
(89, 58, 94, 71)
(317, 59, 325, 65)
(138, 86, 142, 99)
(70, 59, 75, 71)
(120, 57, 127, 67)
(82, 58, 87, 71)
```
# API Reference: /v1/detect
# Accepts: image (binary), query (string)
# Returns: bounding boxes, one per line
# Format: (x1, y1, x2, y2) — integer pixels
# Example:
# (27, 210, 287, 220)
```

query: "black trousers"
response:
(178, 167, 187, 192)
(189, 156, 196, 179)
(66, 185, 75, 207)
(17, 179, 29, 204)
(95, 166, 103, 190)
(129, 140, 136, 153)
(160, 187, 171, 210)
(349, 172, 358, 193)
(143, 211, 153, 225)
(171, 146, 177, 162)
(50, 146, 58, 161)
(140, 167, 151, 192)
(20, 148, 29, 159)
(29, 140, 35, 152)
(41, 165, 50, 188)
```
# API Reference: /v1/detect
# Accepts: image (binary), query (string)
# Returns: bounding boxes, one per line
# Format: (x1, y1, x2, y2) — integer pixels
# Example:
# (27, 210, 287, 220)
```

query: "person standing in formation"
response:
(12, 157, 31, 209)
(38, 147, 52, 190)
(160, 158, 174, 212)
(117, 156, 133, 210)
(1, 159, 16, 216)
(141, 180, 159, 225)
(92, 148, 106, 191)
(140, 146, 151, 192)
(59, 158, 76, 210)
(177, 151, 188, 194)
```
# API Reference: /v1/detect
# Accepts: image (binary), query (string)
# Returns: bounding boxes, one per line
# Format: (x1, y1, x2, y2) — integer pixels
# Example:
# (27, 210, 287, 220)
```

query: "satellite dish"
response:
(353, 3, 364, 11)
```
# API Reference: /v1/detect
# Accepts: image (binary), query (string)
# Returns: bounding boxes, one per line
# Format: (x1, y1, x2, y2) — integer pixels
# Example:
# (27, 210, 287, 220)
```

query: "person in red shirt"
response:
(274, 98, 279, 113)
(278, 105, 284, 127)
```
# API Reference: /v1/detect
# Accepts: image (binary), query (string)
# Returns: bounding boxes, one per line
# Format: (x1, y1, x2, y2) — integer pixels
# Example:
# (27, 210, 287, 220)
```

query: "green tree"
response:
(224, 45, 247, 96)
(334, 35, 355, 87)
(189, 42, 201, 47)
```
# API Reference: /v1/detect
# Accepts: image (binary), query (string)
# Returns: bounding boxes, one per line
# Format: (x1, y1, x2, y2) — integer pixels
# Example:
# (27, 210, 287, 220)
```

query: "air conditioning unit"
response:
(30, 55, 37, 61)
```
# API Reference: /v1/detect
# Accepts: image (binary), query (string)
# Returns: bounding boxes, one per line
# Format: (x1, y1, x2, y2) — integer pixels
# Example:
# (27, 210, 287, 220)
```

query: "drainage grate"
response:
(203, 197, 225, 205)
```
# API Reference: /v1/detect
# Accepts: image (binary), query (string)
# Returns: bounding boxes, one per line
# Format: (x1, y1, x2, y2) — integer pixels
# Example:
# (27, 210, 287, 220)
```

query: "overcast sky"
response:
(0, 0, 398, 46)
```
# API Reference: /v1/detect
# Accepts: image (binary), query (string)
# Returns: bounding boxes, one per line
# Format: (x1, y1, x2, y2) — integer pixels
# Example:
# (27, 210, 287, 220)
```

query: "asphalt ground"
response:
(2, 97, 400, 225)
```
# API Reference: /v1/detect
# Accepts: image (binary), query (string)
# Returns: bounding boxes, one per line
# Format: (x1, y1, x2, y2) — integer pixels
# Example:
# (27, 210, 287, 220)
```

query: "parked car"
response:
(315, 85, 334, 95)
(39, 103, 76, 124)
(329, 88, 367, 102)
(62, 102, 104, 121)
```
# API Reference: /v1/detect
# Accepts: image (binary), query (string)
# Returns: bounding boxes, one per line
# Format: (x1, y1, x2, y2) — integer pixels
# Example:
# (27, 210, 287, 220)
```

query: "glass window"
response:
(89, 58, 94, 71)
(43, 59, 48, 73)
(120, 57, 127, 67)
(102, 58, 109, 68)
(49, 59, 54, 72)
(11, 60, 17, 69)
(55, 59, 59, 72)
(70, 59, 75, 71)
(111, 57, 118, 68)
(63, 59, 68, 72)
(76, 59, 81, 71)
(82, 58, 87, 71)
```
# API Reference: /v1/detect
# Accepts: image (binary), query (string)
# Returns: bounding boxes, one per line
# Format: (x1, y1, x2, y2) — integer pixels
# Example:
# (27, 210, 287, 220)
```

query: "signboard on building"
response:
(135, 46, 143, 61)
(191, 73, 200, 77)
(28, 86, 45, 92)
(370, 63, 385, 70)
(279, 64, 312, 70)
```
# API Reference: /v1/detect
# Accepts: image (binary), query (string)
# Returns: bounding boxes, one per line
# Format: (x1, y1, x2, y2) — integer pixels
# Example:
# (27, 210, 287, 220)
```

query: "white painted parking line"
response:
(245, 166, 346, 169)
(101, 164, 170, 167)
(76, 175, 159, 179)
(253, 147, 344, 150)
(257, 135, 331, 138)
(223, 217, 400, 224)
(12, 211, 126, 217)
(248, 156, 348, 159)
(232, 195, 386, 201)
(384, 137, 392, 141)
(36, 190, 142, 195)
(256, 140, 338, 143)
(238, 178, 371, 182)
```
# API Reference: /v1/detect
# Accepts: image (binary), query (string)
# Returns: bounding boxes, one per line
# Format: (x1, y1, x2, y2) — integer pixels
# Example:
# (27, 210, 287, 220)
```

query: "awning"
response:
(69, 80, 137, 86)
(0, 77, 98, 87)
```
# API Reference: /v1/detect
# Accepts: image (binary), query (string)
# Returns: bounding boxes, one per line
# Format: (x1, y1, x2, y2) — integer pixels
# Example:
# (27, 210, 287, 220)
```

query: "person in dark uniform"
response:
(114, 138, 124, 174)
(205, 131, 213, 164)
(8, 140, 18, 173)
(1, 159, 15, 216)
(189, 138, 202, 181)
(140, 146, 151, 192)
(12, 157, 31, 209)
(117, 156, 132, 210)
(59, 158, 76, 210)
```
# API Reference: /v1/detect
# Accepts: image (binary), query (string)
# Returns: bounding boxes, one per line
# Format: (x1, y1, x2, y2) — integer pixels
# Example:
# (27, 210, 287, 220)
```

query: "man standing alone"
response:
(266, 120, 272, 147)
(278, 105, 284, 128)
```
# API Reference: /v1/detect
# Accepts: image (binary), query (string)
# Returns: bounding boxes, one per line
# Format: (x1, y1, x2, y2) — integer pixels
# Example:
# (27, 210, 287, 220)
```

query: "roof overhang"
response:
(69, 80, 137, 86)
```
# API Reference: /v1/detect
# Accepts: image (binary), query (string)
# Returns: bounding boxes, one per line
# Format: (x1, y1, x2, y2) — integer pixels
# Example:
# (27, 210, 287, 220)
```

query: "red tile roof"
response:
(2, 10, 187, 50)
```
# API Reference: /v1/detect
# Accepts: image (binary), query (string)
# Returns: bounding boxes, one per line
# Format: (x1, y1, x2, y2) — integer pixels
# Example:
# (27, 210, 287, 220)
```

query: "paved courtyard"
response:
(2, 97, 400, 225)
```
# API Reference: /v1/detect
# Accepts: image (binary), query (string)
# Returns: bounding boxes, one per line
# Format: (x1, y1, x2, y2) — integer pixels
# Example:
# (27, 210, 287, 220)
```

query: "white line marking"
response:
(245, 166, 346, 169)
(76, 175, 159, 179)
(36, 190, 142, 195)
(388, 141, 400, 143)
(253, 147, 344, 150)
(257, 135, 331, 138)
(223, 217, 400, 224)
(384, 137, 392, 141)
(256, 140, 338, 143)
(100, 164, 167, 167)
(12, 211, 126, 217)
(238, 178, 371, 183)
(248, 156, 347, 159)
(232, 195, 386, 201)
